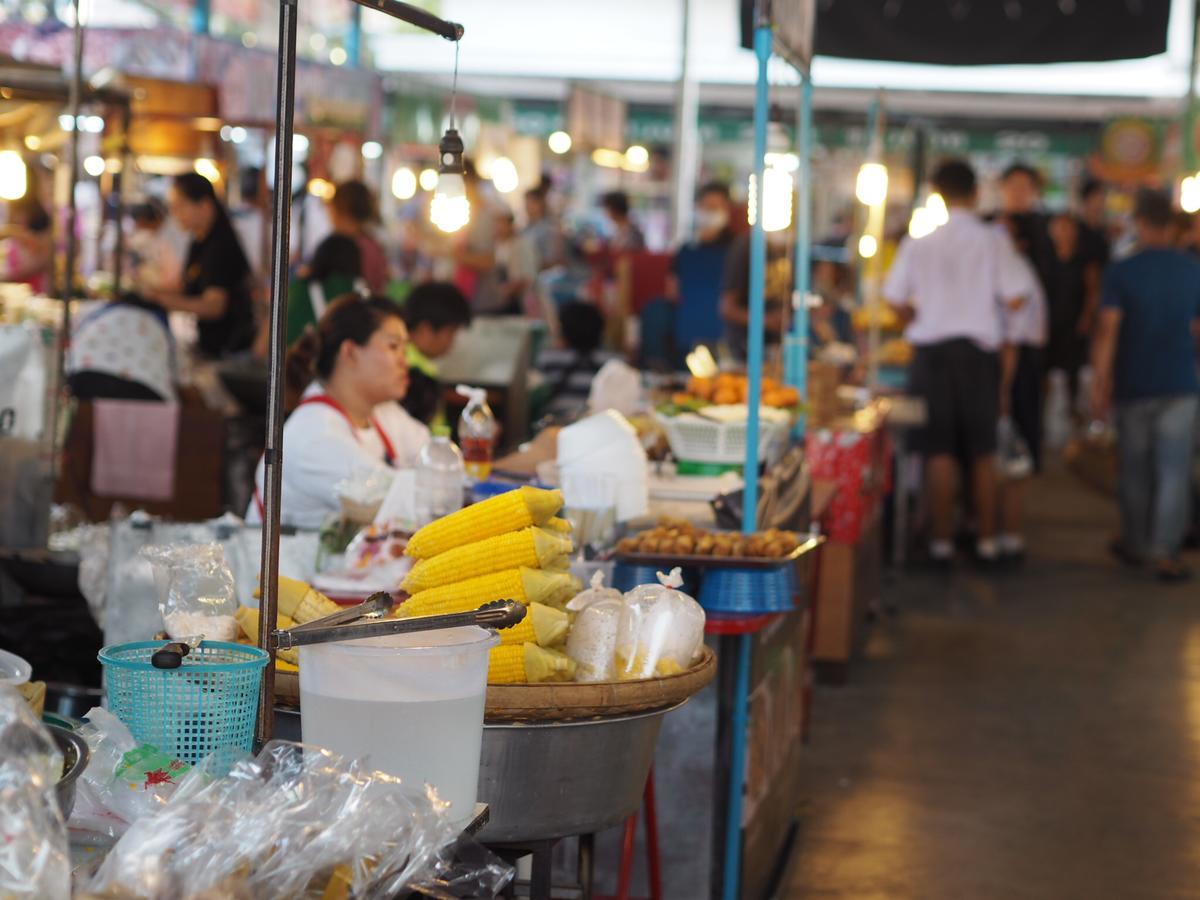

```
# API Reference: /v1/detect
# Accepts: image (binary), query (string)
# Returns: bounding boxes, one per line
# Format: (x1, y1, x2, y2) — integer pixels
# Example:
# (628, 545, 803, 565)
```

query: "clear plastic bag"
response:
(0, 685, 70, 900)
(141, 542, 239, 641)
(335, 468, 394, 524)
(566, 571, 625, 682)
(72, 707, 193, 837)
(615, 568, 706, 680)
(84, 740, 513, 900)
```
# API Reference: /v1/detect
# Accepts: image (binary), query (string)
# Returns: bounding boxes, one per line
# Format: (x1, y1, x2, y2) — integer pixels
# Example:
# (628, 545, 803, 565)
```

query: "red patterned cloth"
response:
(806, 420, 892, 544)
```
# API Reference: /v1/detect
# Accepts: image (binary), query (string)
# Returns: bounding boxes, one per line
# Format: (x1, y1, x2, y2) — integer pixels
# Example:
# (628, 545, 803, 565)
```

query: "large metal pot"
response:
(48, 724, 90, 820)
(476, 705, 676, 844)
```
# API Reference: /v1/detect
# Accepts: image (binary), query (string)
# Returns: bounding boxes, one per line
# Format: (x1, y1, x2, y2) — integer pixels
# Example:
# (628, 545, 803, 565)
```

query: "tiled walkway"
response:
(787, 467, 1200, 899)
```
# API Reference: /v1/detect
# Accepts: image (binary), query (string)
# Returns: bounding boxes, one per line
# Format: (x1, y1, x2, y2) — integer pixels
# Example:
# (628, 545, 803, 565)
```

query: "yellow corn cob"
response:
(403, 527, 573, 593)
(498, 603, 570, 647)
(542, 554, 571, 573)
(407, 486, 564, 559)
(488, 643, 576, 684)
(272, 576, 340, 624)
(400, 568, 580, 619)
(544, 516, 572, 535)
(234, 607, 299, 666)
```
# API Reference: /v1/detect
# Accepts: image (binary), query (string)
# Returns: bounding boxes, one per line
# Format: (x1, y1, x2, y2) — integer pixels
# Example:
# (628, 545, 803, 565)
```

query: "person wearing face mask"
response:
(666, 182, 736, 360)
(720, 215, 793, 362)
(246, 295, 430, 529)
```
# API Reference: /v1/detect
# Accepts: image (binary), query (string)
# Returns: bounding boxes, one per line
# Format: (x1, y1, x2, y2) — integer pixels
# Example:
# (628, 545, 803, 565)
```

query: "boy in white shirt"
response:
(884, 160, 1028, 565)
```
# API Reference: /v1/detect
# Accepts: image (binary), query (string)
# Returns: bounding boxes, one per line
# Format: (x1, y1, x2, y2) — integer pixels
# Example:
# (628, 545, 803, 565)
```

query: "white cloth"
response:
(883, 209, 1030, 351)
(246, 382, 430, 529)
(996, 227, 1048, 347)
(66, 304, 176, 401)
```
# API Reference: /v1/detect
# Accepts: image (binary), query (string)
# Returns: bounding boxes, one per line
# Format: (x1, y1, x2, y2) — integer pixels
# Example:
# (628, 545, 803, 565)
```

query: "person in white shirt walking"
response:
(884, 160, 1029, 565)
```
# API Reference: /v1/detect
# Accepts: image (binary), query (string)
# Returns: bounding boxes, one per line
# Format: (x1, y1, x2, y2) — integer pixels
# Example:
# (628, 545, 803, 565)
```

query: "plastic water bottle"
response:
(457, 384, 497, 482)
(415, 428, 465, 525)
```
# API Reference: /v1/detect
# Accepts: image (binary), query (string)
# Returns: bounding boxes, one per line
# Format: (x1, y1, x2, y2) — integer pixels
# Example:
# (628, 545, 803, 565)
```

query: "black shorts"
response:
(910, 338, 1000, 459)
(1010, 344, 1045, 471)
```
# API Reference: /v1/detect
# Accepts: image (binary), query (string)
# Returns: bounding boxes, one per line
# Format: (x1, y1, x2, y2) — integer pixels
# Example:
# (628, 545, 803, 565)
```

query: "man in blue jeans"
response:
(1092, 188, 1200, 581)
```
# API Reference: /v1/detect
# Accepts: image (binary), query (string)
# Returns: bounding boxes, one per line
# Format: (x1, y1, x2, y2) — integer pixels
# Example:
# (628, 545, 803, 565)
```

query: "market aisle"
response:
(786, 466, 1200, 900)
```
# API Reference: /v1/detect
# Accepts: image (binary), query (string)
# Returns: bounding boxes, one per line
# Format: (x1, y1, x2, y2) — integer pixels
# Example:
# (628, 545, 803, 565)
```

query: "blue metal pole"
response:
(722, 21, 771, 900)
(347, 2, 363, 67)
(191, 0, 210, 35)
(724, 632, 754, 900)
(785, 72, 814, 438)
(742, 23, 771, 534)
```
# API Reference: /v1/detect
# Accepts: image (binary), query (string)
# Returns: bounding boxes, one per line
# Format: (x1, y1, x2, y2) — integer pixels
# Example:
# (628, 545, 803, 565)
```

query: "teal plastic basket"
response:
(98, 641, 268, 769)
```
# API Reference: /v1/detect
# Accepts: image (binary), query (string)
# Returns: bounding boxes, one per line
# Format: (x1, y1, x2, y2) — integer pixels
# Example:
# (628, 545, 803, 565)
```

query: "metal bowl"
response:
(476, 705, 678, 844)
(47, 724, 90, 820)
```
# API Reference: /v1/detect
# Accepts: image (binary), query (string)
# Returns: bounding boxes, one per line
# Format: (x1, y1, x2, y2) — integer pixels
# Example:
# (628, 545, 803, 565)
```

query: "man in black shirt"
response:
(719, 230, 792, 362)
(148, 172, 255, 359)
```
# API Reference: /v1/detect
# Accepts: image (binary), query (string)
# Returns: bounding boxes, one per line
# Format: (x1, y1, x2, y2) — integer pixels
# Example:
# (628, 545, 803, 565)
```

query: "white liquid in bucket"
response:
(302, 691, 486, 823)
(298, 626, 494, 826)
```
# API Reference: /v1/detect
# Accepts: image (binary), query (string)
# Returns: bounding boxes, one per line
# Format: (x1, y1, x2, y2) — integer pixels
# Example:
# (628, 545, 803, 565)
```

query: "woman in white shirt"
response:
(248, 295, 430, 529)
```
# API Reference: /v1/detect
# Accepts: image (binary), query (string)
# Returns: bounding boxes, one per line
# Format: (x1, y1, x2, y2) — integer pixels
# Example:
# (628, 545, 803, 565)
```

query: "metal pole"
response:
(347, 2, 363, 67)
(785, 72, 813, 437)
(256, 0, 300, 748)
(741, 21, 770, 538)
(1184, 2, 1200, 174)
(723, 21, 770, 900)
(670, 0, 700, 245)
(51, 0, 84, 475)
(192, 0, 211, 34)
(111, 103, 132, 296)
(864, 96, 885, 393)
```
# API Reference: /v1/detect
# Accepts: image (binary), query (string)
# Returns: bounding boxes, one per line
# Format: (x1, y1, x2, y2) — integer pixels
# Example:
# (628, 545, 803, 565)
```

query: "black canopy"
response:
(742, 0, 1173, 67)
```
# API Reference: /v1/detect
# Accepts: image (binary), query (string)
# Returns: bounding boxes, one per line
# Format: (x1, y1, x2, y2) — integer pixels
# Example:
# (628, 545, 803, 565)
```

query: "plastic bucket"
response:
(299, 625, 498, 824)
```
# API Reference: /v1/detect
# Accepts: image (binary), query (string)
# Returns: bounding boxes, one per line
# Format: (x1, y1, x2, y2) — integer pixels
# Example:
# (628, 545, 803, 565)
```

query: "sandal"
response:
(1155, 560, 1193, 583)
(1109, 539, 1143, 568)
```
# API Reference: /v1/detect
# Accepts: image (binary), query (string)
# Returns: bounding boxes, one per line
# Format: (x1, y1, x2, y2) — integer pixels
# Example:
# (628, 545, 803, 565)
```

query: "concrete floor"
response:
(786, 468, 1200, 900)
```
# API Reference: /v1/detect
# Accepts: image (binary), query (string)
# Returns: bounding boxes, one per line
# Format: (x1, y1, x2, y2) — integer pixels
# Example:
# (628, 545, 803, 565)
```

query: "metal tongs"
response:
(271, 592, 527, 650)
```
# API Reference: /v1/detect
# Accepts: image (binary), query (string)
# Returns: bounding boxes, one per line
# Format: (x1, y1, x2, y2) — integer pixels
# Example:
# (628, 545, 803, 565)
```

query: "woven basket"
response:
(484, 645, 717, 722)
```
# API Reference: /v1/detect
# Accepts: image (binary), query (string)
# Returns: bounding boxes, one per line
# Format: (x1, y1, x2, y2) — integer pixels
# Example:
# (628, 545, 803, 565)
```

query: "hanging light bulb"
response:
(1181, 174, 1200, 215)
(746, 161, 794, 232)
(855, 162, 889, 207)
(0, 150, 28, 200)
(430, 127, 469, 234)
(548, 131, 572, 154)
(926, 191, 949, 226)
(858, 234, 878, 259)
(391, 166, 417, 200)
(430, 37, 470, 234)
(490, 156, 519, 194)
(418, 168, 439, 191)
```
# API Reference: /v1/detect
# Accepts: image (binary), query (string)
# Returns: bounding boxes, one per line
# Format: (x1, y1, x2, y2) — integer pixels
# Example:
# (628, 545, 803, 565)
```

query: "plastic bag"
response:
(84, 740, 513, 900)
(141, 542, 239, 641)
(566, 571, 625, 682)
(335, 467, 394, 524)
(0, 685, 70, 900)
(615, 568, 706, 680)
(72, 707, 192, 837)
